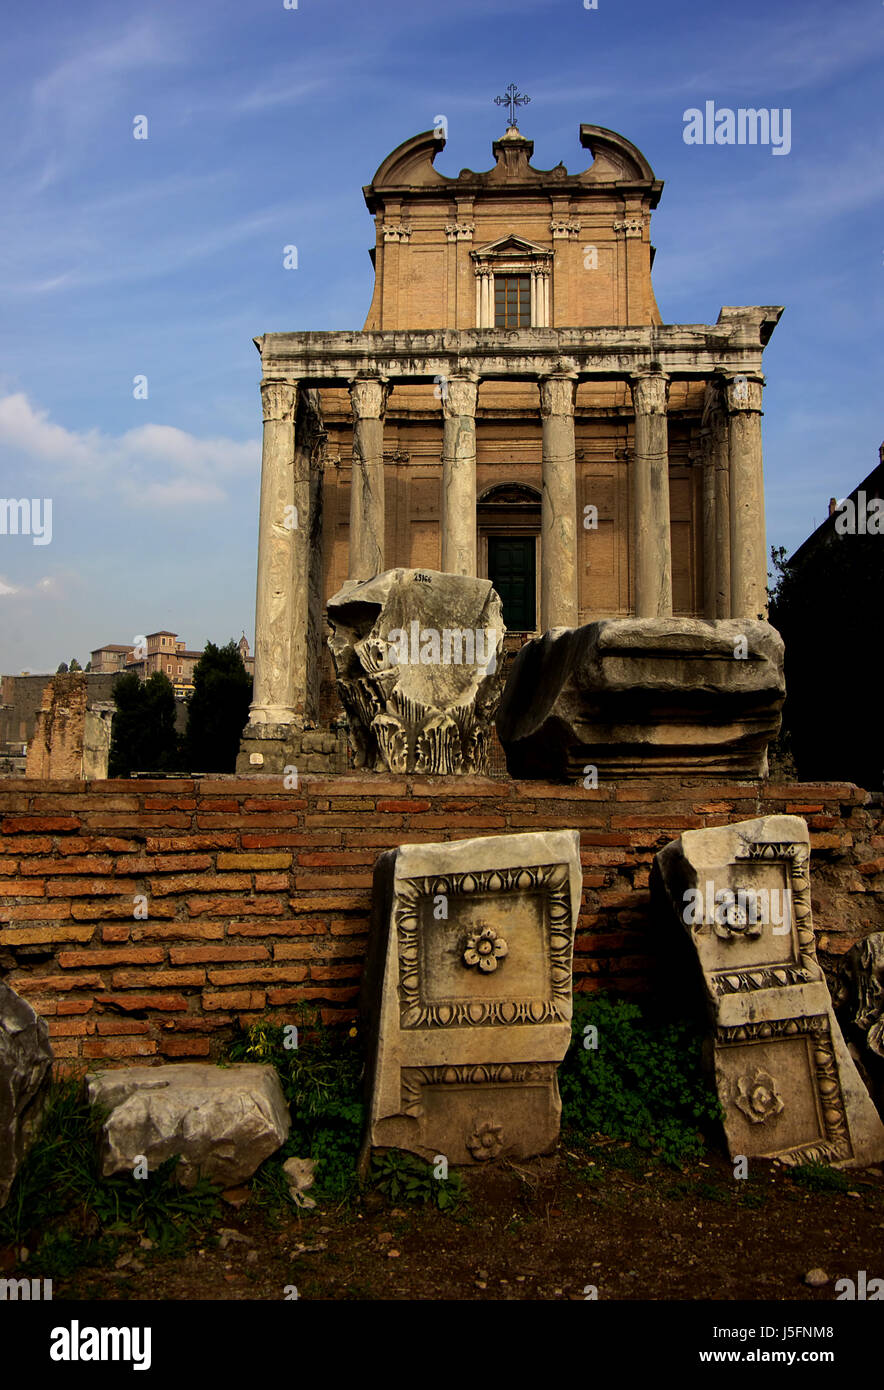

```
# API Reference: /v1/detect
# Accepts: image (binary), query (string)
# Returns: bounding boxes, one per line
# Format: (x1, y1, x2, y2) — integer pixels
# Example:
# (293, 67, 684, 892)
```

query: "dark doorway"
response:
(488, 534, 536, 631)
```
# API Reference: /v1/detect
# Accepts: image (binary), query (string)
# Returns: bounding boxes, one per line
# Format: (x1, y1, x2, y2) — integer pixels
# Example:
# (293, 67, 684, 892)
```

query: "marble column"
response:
(441, 375, 479, 575)
(710, 384, 731, 618)
(539, 373, 579, 630)
(630, 373, 673, 618)
(700, 424, 717, 620)
(726, 374, 767, 620)
(349, 377, 390, 581)
(250, 379, 299, 724)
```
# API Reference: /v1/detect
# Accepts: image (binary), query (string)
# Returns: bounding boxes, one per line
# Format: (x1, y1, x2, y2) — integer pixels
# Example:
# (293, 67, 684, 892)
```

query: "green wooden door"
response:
(487, 535, 536, 631)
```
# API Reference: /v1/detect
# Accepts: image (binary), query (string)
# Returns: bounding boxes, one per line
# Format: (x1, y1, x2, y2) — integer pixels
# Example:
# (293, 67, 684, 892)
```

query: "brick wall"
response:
(1, 776, 881, 1067)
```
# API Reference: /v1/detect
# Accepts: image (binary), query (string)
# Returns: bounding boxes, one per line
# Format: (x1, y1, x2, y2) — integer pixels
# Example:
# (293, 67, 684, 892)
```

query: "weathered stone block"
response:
(361, 830, 581, 1164)
(327, 568, 505, 775)
(0, 979, 54, 1208)
(655, 815, 884, 1167)
(497, 617, 785, 779)
(86, 1062, 290, 1187)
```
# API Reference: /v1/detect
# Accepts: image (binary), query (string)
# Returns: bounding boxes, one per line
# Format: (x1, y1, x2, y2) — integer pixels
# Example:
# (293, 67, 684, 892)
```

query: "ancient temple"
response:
(237, 120, 783, 775)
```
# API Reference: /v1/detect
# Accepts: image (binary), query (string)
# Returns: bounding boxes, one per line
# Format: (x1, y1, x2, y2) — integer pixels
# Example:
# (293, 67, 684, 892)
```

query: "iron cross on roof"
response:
(494, 83, 530, 128)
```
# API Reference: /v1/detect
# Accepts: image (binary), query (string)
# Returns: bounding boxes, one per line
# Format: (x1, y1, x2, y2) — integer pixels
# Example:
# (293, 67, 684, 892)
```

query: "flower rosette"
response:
(462, 923, 508, 973)
(734, 1068, 784, 1125)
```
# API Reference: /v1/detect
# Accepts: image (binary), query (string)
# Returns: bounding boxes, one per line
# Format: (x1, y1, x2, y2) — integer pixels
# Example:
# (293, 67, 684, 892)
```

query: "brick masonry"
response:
(1, 776, 881, 1068)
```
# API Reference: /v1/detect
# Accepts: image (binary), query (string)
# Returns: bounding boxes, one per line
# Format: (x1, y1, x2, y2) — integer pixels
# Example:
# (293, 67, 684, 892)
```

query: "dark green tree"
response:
(108, 671, 180, 777)
(182, 640, 252, 773)
(69, 658, 82, 671)
(56, 662, 68, 674)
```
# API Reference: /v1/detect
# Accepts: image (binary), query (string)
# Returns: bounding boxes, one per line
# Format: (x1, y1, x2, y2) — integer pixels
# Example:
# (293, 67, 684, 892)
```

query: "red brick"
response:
(49, 1039, 81, 1058)
(71, 900, 176, 920)
(170, 945, 270, 964)
(203, 989, 266, 1011)
(160, 1037, 211, 1057)
(274, 940, 358, 960)
(102, 925, 131, 942)
(112, 968, 204, 988)
(293, 872, 373, 890)
(216, 852, 293, 870)
(186, 896, 286, 917)
(2, 816, 81, 833)
(102, 993, 188, 1011)
(57, 999, 94, 1015)
(0, 836, 52, 852)
(83, 1038, 158, 1058)
(16, 973, 104, 992)
(0, 878, 46, 896)
(19, 855, 115, 876)
(83, 813, 190, 828)
(196, 814, 303, 828)
(143, 797, 197, 810)
(241, 832, 340, 848)
(206, 966, 308, 984)
(46, 877, 140, 897)
(241, 798, 307, 812)
(149, 873, 251, 895)
(267, 986, 358, 1005)
(96, 1018, 151, 1035)
(0, 924, 94, 945)
(858, 858, 884, 876)
(138, 922, 225, 940)
(1, 902, 71, 919)
(147, 834, 238, 851)
(228, 919, 330, 937)
(58, 836, 141, 854)
(125, 855, 213, 873)
(57, 948, 165, 968)
(48, 1019, 92, 1036)
(309, 963, 360, 981)
(297, 851, 376, 867)
(376, 799, 432, 814)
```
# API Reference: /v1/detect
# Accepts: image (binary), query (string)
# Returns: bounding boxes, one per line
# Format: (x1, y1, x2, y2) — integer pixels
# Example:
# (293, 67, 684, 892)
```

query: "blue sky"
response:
(1, 0, 882, 672)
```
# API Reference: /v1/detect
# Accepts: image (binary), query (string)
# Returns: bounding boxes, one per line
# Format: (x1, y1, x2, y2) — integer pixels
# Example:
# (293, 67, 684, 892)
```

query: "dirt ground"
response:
(12, 1139, 884, 1303)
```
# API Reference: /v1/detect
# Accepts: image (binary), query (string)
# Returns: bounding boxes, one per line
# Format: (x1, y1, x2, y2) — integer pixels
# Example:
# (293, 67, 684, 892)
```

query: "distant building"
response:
(92, 630, 255, 696)
(788, 443, 884, 567)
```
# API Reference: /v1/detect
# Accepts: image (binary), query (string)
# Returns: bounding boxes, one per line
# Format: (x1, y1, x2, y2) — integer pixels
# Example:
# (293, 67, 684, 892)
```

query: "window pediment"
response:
(471, 234, 552, 264)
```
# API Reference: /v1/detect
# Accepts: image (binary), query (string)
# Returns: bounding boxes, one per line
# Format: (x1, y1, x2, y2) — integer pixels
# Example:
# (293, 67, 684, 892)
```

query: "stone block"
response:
(497, 617, 785, 779)
(0, 979, 54, 1207)
(361, 829, 581, 1164)
(327, 568, 505, 775)
(654, 815, 884, 1167)
(835, 931, 884, 1117)
(86, 1062, 290, 1187)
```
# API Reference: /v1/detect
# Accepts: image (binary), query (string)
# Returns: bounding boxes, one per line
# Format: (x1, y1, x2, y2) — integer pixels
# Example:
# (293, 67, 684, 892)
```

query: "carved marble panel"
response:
(655, 815, 884, 1168)
(360, 831, 582, 1165)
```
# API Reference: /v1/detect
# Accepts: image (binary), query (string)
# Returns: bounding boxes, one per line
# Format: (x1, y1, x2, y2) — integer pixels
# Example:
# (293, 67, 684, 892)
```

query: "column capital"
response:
(349, 377, 390, 420)
(441, 374, 479, 419)
(630, 372, 669, 414)
(724, 373, 764, 414)
(260, 379, 298, 424)
(539, 373, 577, 418)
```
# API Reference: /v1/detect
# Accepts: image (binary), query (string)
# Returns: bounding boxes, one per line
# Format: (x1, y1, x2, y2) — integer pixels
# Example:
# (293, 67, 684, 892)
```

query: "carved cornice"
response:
(382, 223, 412, 242)
(550, 219, 581, 239)
(614, 218, 644, 238)
(445, 222, 475, 241)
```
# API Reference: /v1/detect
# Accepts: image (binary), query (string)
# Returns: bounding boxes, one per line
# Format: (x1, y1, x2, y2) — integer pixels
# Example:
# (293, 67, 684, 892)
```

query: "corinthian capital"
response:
(441, 375, 479, 419)
(630, 373, 669, 415)
(349, 378, 390, 420)
(725, 374, 764, 413)
(260, 380, 298, 423)
(539, 374, 577, 418)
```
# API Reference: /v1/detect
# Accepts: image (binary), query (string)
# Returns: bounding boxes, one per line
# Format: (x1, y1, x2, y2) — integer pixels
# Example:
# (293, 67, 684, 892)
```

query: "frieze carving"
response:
(613, 217, 643, 237)
(400, 1063, 551, 1115)
(382, 223, 412, 242)
(711, 840, 820, 996)
(396, 862, 573, 1029)
(716, 1013, 852, 1165)
(550, 218, 581, 239)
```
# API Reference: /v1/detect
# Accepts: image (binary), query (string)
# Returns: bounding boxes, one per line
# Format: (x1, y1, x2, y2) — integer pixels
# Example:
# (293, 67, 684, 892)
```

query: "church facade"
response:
(238, 121, 782, 772)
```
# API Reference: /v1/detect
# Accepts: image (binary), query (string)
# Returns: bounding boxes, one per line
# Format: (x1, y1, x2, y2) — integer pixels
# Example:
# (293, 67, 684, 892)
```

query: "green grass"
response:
(559, 995, 723, 1166)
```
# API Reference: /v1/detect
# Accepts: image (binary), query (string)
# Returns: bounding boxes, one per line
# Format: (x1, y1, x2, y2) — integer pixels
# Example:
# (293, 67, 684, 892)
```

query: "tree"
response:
(182, 640, 253, 773)
(69, 658, 82, 671)
(84, 660, 92, 672)
(108, 671, 180, 777)
(56, 662, 68, 674)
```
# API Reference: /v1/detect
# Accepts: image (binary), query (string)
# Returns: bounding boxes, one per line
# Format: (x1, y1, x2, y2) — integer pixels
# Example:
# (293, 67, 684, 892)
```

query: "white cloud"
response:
(0, 393, 256, 509)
